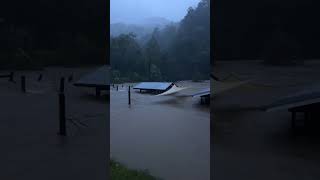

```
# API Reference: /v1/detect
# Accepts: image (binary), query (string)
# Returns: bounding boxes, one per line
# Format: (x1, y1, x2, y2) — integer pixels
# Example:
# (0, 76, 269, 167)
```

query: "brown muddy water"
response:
(110, 81, 210, 180)
(213, 60, 320, 180)
(0, 67, 108, 180)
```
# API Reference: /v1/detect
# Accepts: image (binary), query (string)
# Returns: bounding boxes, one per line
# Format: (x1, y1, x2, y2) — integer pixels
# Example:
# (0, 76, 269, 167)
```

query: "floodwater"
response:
(213, 60, 320, 180)
(0, 67, 109, 180)
(110, 81, 210, 180)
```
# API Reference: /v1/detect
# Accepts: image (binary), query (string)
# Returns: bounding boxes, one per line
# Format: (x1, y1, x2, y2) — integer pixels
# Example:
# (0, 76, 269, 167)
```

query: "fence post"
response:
(68, 75, 73, 82)
(38, 74, 43, 81)
(128, 86, 131, 105)
(58, 92, 66, 136)
(96, 87, 101, 97)
(9, 72, 14, 82)
(21, 76, 26, 93)
(60, 77, 65, 93)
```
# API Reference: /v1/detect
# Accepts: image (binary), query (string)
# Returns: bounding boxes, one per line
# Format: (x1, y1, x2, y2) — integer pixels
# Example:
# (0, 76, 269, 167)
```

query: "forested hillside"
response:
(214, 0, 320, 61)
(0, 0, 108, 69)
(110, 17, 172, 39)
(111, 0, 210, 82)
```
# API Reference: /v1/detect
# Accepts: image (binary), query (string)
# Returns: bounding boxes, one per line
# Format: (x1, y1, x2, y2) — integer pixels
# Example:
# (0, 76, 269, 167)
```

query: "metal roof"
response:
(133, 82, 173, 91)
(74, 65, 110, 89)
(192, 88, 210, 97)
(265, 84, 320, 112)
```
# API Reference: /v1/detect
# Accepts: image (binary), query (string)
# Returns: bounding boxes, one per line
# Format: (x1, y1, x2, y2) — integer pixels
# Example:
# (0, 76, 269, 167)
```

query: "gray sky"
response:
(111, 0, 201, 24)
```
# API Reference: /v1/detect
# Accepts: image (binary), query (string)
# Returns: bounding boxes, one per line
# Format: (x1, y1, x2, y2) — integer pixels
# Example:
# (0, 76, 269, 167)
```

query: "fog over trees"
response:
(111, 0, 210, 82)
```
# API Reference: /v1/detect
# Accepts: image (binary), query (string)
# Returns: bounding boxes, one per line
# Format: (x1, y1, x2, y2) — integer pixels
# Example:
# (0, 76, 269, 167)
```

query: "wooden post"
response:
(128, 86, 131, 105)
(9, 72, 14, 82)
(96, 88, 101, 97)
(304, 111, 309, 129)
(59, 92, 66, 136)
(59, 77, 65, 93)
(292, 111, 296, 130)
(116, 85, 118, 91)
(21, 76, 26, 93)
(38, 74, 43, 81)
(68, 75, 73, 82)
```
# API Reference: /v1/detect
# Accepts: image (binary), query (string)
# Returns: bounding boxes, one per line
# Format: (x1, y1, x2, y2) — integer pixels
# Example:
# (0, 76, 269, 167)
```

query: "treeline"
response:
(111, 0, 210, 82)
(214, 0, 320, 62)
(0, 0, 107, 69)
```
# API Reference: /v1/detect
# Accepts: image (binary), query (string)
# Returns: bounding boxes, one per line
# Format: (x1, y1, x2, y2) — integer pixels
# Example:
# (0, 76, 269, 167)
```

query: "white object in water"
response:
(156, 84, 187, 96)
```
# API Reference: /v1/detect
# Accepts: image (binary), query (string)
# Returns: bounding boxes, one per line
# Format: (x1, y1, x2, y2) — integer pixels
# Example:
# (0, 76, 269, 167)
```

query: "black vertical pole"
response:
(128, 86, 131, 105)
(292, 111, 296, 130)
(304, 111, 308, 129)
(21, 76, 26, 93)
(60, 77, 65, 93)
(38, 74, 43, 81)
(116, 85, 118, 91)
(9, 72, 14, 82)
(96, 87, 101, 97)
(59, 92, 66, 136)
(68, 74, 73, 82)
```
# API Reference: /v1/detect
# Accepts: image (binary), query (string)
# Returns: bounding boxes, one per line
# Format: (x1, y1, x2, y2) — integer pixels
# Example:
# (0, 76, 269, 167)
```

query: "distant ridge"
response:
(110, 17, 174, 38)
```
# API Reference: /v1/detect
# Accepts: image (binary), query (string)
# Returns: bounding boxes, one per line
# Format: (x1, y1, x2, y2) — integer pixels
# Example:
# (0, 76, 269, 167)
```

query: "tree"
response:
(262, 28, 301, 65)
(145, 29, 162, 80)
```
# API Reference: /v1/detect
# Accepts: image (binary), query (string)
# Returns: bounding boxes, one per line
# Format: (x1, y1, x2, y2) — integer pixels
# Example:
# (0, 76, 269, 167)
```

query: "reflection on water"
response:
(110, 81, 210, 180)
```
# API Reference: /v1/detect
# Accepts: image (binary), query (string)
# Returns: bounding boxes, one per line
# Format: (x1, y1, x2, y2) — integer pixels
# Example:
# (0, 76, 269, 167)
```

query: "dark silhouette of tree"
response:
(145, 29, 162, 81)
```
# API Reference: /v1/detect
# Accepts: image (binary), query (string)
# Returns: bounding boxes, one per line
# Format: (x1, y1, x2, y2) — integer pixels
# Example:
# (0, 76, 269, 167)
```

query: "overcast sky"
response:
(111, 0, 201, 24)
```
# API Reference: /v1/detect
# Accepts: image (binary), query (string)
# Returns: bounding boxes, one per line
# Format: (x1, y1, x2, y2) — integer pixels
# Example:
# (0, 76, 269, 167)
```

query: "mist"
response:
(110, 0, 201, 24)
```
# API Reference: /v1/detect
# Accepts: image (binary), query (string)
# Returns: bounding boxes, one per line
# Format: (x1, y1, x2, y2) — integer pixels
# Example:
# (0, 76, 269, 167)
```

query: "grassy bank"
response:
(111, 160, 159, 180)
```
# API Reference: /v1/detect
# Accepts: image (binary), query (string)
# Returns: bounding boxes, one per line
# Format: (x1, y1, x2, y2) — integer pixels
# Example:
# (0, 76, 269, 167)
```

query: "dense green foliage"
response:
(111, 0, 210, 82)
(0, 0, 107, 69)
(111, 160, 159, 180)
(214, 0, 320, 61)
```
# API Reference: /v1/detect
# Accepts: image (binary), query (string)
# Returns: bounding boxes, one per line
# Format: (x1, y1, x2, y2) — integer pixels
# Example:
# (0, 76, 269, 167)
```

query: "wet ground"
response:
(213, 60, 320, 180)
(110, 81, 210, 180)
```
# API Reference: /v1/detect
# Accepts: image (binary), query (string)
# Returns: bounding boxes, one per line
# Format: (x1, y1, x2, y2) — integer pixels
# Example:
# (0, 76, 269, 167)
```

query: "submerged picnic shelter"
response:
(265, 85, 320, 130)
(192, 88, 210, 104)
(133, 82, 175, 94)
(74, 65, 110, 96)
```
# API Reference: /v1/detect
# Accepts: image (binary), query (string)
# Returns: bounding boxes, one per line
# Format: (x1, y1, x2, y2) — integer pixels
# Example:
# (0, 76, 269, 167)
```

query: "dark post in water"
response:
(60, 77, 65, 93)
(21, 76, 26, 93)
(68, 74, 73, 82)
(96, 88, 101, 97)
(59, 92, 66, 136)
(9, 72, 14, 82)
(128, 85, 131, 105)
(38, 74, 43, 81)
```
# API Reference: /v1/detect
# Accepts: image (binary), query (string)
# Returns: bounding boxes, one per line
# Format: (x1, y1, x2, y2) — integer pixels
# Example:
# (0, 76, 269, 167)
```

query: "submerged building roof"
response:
(74, 65, 110, 89)
(133, 82, 174, 91)
(265, 85, 320, 112)
(192, 88, 210, 97)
